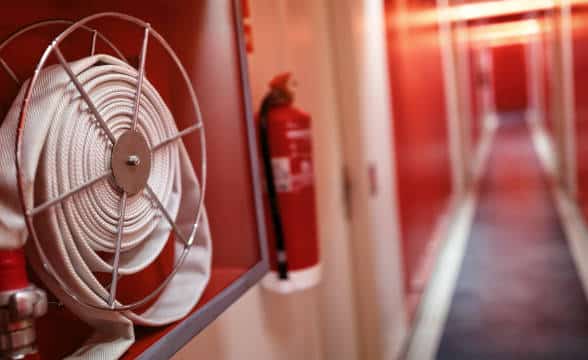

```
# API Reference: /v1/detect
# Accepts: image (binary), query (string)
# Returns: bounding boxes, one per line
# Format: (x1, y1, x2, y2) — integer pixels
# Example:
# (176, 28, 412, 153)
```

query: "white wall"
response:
(328, 0, 408, 359)
(174, 1, 359, 359)
(526, 32, 545, 124)
(560, 0, 577, 196)
(173, 288, 324, 360)
(175, 1, 410, 358)
(439, 0, 467, 195)
(454, 21, 475, 187)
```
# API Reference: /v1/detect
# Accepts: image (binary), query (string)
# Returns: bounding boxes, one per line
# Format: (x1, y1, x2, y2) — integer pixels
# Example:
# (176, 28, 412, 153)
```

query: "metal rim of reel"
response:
(0, 19, 129, 85)
(10, 12, 207, 312)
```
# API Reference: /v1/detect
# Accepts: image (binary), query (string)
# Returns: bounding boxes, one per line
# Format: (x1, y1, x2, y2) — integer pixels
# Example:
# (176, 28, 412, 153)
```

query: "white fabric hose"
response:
(0, 54, 211, 359)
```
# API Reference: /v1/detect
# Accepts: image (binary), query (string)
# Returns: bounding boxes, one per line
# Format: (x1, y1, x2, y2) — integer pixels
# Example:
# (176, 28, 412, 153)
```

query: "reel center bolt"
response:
(111, 131, 151, 195)
(127, 155, 141, 167)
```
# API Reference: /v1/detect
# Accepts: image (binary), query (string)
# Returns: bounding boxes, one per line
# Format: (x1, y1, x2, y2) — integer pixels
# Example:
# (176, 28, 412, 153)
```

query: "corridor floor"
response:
(435, 115, 588, 359)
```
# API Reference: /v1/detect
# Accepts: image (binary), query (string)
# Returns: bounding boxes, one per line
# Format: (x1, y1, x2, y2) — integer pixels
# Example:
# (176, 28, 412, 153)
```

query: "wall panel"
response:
(492, 43, 529, 112)
(384, 0, 453, 315)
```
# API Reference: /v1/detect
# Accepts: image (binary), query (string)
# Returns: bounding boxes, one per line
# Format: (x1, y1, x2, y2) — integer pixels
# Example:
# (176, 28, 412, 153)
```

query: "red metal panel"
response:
(0, 1, 262, 358)
(384, 0, 453, 317)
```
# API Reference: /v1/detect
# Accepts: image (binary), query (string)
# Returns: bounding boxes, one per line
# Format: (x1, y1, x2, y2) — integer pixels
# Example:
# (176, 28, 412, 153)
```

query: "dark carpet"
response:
(436, 114, 588, 359)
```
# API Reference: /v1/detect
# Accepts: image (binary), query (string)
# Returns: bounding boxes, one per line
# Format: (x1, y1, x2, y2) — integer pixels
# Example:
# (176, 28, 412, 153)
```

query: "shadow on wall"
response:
(259, 288, 324, 360)
(173, 286, 323, 360)
(169, 310, 227, 359)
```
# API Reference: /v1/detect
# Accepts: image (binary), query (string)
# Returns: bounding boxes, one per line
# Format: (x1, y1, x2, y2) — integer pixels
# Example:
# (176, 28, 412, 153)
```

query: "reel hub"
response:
(111, 130, 152, 195)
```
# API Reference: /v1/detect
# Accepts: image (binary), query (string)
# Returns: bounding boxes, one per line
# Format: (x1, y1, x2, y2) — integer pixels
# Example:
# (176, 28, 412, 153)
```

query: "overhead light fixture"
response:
(470, 19, 543, 46)
(392, 0, 578, 27)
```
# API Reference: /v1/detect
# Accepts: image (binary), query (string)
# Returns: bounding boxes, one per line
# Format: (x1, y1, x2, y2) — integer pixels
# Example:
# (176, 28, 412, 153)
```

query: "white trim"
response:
(437, 0, 466, 195)
(532, 120, 588, 299)
(409, 196, 458, 293)
(525, 33, 559, 178)
(404, 192, 477, 360)
(525, 27, 545, 128)
(472, 114, 498, 179)
(326, 0, 409, 358)
(553, 189, 588, 298)
(403, 124, 496, 360)
(475, 46, 496, 131)
(530, 120, 558, 177)
(560, 0, 577, 196)
(260, 264, 322, 294)
(455, 22, 474, 188)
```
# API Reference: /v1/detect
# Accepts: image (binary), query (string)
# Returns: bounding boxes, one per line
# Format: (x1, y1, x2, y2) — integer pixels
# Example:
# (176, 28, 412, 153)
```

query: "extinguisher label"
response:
(272, 156, 314, 193)
(272, 157, 292, 192)
(270, 127, 314, 193)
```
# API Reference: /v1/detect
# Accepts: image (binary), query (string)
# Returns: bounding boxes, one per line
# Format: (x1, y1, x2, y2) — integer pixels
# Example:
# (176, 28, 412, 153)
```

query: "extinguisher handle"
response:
(259, 94, 289, 280)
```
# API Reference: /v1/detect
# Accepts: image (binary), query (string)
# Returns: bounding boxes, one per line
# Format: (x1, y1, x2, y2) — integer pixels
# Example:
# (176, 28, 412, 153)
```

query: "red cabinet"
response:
(0, 2, 267, 358)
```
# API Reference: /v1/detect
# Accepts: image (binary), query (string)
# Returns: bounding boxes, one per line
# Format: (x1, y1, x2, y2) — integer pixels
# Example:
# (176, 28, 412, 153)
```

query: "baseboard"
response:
(399, 122, 497, 360)
(529, 118, 557, 177)
(527, 119, 588, 298)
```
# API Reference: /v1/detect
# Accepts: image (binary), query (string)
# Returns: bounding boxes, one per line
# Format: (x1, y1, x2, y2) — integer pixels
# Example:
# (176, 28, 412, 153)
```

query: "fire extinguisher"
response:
(258, 73, 321, 293)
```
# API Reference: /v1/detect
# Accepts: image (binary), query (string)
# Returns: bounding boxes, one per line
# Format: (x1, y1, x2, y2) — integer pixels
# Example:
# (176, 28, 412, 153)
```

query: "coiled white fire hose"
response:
(0, 54, 211, 359)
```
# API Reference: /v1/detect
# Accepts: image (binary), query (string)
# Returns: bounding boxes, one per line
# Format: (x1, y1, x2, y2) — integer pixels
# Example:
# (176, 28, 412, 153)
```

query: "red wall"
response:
(492, 43, 529, 112)
(384, 0, 453, 315)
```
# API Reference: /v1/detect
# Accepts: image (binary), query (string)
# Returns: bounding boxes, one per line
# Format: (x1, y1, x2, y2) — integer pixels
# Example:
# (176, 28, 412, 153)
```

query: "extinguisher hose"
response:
(259, 94, 289, 280)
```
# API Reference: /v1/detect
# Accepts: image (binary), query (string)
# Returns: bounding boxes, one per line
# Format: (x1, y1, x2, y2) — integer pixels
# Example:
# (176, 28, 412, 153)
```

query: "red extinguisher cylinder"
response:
(265, 105, 319, 273)
(258, 73, 321, 292)
(0, 249, 29, 292)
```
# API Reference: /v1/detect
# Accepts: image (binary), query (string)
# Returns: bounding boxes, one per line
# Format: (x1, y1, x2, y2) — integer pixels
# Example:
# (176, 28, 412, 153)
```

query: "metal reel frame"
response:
(0, 19, 128, 86)
(11, 12, 207, 312)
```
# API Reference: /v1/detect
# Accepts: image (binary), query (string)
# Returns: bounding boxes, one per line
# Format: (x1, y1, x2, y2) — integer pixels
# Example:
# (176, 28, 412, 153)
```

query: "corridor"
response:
(435, 114, 588, 358)
(404, 114, 588, 360)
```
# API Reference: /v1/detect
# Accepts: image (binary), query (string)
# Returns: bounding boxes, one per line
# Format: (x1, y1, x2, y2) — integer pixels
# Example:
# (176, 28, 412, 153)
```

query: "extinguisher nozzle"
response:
(277, 262, 289, 280)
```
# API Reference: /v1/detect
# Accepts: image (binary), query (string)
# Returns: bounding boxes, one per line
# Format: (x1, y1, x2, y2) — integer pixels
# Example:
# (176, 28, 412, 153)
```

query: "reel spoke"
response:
(145, 185, 190, 245)
(27, 171, 112, 217)
(0, 56, 20, 85)
(151, 123, 203, 152)
(90, 30, 97, 56)
(53, 45, 116, 144)
(108, 191, 127, 308)
(104, 274, 122, 290)
(131, 26, 150, 132)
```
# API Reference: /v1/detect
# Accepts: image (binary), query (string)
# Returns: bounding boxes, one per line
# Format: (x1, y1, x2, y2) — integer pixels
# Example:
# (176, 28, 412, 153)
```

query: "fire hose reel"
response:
(0, 13, 210, 359)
